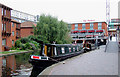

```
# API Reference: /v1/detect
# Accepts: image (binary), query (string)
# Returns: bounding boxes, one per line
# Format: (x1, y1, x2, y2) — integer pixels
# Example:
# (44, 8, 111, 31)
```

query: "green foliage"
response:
(28, 35, 37, 41)
(25, 43, 32, 49)
(10, 46, 16, 50)
(15, 40, 22, 48)
(30, 41, 39, 50)
(20, 37, 30, 44)
(34, 14, 72, 44)
(20, 44, 26, 50)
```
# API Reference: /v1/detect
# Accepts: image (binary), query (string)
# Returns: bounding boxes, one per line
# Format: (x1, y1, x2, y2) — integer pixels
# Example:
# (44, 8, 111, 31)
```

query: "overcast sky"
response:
(0, 0, 119, 23)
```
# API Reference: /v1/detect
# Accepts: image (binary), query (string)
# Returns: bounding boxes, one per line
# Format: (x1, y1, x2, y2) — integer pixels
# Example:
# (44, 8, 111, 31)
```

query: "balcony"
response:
(2, 27, 11, 36)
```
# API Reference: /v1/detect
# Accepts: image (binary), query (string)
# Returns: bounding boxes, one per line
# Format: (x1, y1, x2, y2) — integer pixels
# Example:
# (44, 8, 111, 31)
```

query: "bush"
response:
(10, 46, 16, 50)
(28, 35, 37, 41)
(36, 35, 49, 44)
(20, 37, 30, 44)
(25, 43, 32, 49)
(20, 44, 26, 50)
(15, 40, 22, 48)
(30, 41, 40, 50)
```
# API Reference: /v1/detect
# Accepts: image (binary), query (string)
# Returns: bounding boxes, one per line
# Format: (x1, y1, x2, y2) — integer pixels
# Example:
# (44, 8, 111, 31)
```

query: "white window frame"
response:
(2, 39, 6, 46)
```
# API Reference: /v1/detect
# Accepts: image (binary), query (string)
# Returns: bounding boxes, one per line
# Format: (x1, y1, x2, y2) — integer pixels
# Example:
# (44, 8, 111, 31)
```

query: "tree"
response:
(34, 14, 72, 44)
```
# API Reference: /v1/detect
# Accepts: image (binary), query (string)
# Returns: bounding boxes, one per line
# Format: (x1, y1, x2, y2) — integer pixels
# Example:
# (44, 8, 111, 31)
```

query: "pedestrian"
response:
(110, 35, 112, 41)
(97, 41, 100, 49)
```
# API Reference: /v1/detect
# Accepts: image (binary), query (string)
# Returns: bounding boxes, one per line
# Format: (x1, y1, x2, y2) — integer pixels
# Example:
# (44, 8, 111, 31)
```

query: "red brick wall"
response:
(20, 27, 34, 38)
(85, 23, 90, 29)
(11, 22, 17, 46)
(78, 24, 82, 30)
(1, 7, 12, 51)
(102, 22, 108, 36)
(0, 8, 2, 52)
(71, 24, 75, 30)
(93, 23, 98, 30)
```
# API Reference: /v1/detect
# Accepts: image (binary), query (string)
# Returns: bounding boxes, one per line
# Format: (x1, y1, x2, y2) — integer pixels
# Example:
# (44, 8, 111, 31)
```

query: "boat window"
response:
(61, 47, 65, 53)
(69, 48, 71, 52)
(47, 46, 51, 56)
(54, 47, 57, 55)
(57, 47, 61, 55)
(73, 47, 75, 52)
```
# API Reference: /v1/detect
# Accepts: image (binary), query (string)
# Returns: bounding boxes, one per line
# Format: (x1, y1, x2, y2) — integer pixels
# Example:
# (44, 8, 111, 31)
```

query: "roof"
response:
(11, 19, 21, 24)
(68, 21, 107, 25)
(21, 21, 37, 28)
(0, 3, 12, 10)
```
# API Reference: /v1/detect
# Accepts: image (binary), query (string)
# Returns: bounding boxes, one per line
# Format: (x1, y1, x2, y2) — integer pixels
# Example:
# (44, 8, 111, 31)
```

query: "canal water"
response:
(0, 51, 40, 77)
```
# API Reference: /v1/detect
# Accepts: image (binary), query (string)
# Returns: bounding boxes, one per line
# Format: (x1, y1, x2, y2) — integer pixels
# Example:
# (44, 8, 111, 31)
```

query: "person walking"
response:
(110, 35, 112, 41)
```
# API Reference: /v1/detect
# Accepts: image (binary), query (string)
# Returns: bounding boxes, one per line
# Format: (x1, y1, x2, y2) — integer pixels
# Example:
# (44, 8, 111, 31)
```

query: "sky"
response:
(0, 0, 120, 23)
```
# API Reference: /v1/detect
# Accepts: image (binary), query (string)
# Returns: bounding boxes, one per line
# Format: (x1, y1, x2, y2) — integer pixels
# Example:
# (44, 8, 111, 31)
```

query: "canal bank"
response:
(39, 41, 118, 75)
(0, 50, 33, 57)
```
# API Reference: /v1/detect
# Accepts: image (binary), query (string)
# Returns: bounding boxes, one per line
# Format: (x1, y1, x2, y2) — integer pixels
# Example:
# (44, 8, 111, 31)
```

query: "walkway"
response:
(40, 37, 118, 75)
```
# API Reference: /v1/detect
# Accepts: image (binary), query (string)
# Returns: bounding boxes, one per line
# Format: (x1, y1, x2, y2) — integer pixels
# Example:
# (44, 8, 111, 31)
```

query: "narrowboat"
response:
(83, 40, 96, 51)
(29, 43, 84, 68)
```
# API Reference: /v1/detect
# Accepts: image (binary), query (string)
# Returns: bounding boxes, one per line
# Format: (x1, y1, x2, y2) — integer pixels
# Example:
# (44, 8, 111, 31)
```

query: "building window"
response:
(12, 31, 14, 36)
(12, 22, 14, 27)
(75, 24, 78, 30)
(82, 24, 86, 30)
(2, 39, 6, 46)
(98, 23, 102, 30)
(16, 32, 18, 36)
(90, 23, 93, 30)
(2, 23, 3, 31)
(2, 8, 3, 15)
(4, 23, 6, 31)
(16, 24, 18, 28)
(12, 40, 14, 45)
(4, 9, 6, 16)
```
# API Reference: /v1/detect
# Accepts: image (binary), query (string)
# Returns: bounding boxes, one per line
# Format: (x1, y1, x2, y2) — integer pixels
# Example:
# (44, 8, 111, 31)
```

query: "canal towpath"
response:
(40, 38, 118, 75)
(0, 50, 33, 57)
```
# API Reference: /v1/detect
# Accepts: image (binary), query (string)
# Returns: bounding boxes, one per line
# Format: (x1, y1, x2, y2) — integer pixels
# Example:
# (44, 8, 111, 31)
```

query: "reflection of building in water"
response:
(2, 55, 16, 76)
(6, 55, 16, 71)
(0, 57, 2, 77)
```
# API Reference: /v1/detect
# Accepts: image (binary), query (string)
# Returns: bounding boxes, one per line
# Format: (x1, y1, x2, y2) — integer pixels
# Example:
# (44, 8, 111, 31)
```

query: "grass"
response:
(0, 50, 32, 54)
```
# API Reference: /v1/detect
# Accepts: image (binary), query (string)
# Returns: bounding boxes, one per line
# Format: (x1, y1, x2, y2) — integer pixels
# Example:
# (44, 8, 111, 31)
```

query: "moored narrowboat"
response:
(29, 44, 84, 68)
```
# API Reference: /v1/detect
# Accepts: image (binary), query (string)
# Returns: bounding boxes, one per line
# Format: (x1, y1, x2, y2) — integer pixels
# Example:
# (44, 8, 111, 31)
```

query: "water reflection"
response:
(1, 52, 35, 77)
(0, 57, 2, 77)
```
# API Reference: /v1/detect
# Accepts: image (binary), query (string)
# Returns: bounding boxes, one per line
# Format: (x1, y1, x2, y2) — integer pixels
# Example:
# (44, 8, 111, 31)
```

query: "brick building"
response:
(20, 21, 36, 38)
(11, 19, 21, 46)
(69, 22, 108, 43)
(0, 3, 13, 51)
(108, 19, 120, 36)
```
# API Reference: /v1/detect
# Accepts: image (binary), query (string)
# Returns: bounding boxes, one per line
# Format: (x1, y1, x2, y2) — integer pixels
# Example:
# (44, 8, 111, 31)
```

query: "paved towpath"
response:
(40, 39, 118, 75)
